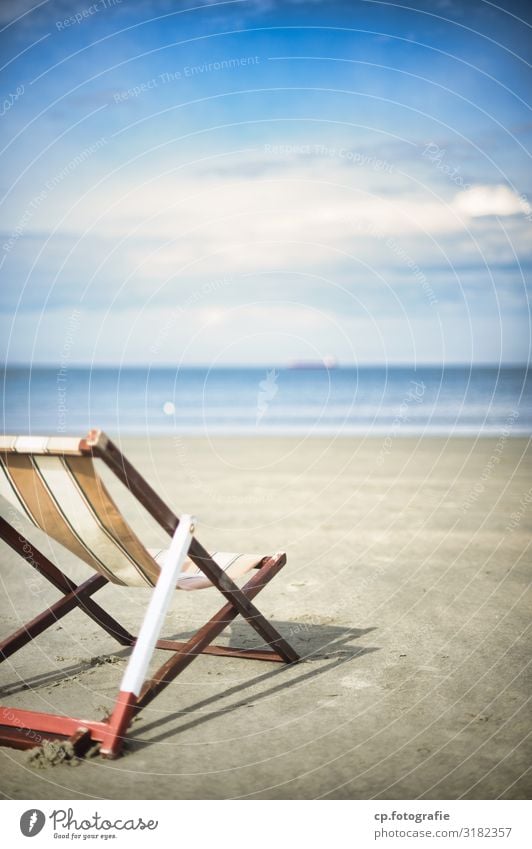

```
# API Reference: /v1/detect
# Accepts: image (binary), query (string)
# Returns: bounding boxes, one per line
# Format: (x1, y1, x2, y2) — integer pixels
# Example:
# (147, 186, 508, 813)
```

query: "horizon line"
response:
(2, 361, 530, 370)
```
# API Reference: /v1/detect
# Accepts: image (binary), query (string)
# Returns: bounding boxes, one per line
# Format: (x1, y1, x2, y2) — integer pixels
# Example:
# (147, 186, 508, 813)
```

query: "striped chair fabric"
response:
(0, 436, 262, 589)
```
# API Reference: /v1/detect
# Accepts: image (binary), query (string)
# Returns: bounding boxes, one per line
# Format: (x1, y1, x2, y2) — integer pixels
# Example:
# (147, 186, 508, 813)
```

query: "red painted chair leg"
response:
(99, 691, 138, 759)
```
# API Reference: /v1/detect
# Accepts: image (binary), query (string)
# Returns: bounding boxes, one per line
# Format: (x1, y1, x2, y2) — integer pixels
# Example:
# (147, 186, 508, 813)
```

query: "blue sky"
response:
(1, 0, 531, 366)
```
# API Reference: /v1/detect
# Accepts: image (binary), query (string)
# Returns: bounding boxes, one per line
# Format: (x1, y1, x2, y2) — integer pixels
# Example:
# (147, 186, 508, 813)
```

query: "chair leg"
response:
(99, 692, 137, 758)
(137, 553, 299, 711)
(182, 546, 300, 663)
(0, 573, 105, 662)
(0, 517, 134, 657)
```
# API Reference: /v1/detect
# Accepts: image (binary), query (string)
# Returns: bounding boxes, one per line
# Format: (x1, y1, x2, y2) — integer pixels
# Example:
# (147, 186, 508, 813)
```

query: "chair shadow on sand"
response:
(127, 620, 378, 749)
(0, 620, 378, 754)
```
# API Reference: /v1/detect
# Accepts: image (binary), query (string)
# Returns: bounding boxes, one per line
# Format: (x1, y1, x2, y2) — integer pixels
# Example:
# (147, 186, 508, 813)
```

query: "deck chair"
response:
(0, 430, 298, 758)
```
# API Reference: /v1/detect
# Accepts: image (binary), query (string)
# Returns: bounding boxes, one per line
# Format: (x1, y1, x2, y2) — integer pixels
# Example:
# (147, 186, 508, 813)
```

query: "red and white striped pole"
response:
(100, 516, 196, 757)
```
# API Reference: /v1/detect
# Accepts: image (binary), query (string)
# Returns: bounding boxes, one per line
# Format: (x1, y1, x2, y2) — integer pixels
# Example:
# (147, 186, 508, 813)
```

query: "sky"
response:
(0, 0, 531, 366)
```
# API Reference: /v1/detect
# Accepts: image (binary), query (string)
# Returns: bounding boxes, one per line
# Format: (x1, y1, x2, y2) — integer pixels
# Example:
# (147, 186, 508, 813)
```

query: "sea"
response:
(2, 365, 530, 437)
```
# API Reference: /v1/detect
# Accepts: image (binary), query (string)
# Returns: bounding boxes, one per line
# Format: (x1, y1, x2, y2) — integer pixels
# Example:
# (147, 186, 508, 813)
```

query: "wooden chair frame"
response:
(0, 430, 298, 758)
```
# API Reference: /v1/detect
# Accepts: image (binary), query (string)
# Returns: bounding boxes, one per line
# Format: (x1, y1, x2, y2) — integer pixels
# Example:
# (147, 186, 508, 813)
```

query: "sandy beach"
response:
(0, 436, 530, 799)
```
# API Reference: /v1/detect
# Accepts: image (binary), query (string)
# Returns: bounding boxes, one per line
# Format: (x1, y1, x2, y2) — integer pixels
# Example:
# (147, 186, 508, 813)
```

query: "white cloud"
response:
(3, 152, 530, 320)
(4, 151, 496, 284)
(454, 184, 530, 218)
